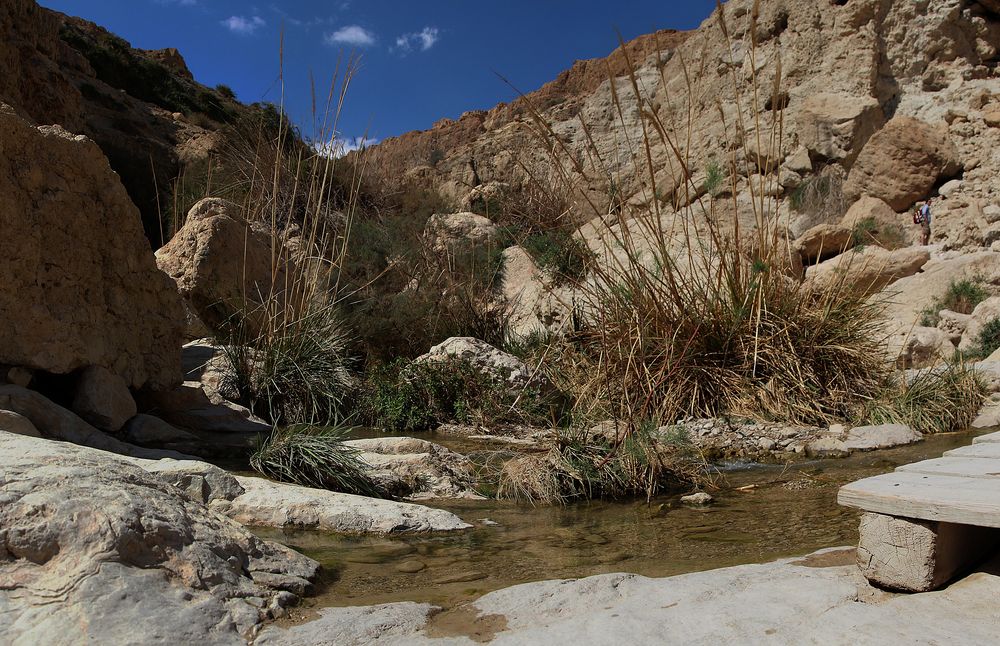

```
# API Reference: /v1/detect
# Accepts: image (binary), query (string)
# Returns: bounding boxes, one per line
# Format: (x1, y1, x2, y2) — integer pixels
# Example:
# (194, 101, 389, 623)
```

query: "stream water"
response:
(255, 429, 988, 611)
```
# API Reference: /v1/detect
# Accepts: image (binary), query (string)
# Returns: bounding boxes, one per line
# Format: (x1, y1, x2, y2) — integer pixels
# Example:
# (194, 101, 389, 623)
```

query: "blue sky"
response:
(40, 1, 717, 149)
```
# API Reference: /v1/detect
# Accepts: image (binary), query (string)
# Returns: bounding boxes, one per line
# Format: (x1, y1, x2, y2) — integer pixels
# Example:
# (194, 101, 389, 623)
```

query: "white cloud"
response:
(394, 27, 439, 53)
(313, 135, 378, 158)
(325, 25, 376, 47)
(221, 15, 266, 35)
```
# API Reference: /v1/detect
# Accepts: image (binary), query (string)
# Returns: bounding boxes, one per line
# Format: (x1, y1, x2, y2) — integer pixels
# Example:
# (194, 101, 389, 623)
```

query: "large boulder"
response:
(423, 212, 500, 254)
(792, 93, 884, 163)
(214, 475, 473, 534)
(840, 196, 918, 247)
(343, 436, 483, 500)
(0, 431, 320, 643)
(844, 116, 962, 211)
(806, 246, 930, 298)
(0, 104, 185, 389)
(897, 326, 956, 369)
(958, 296, 1000, 352)
(70, 365, 137, 432)
(155, 197, 295, 335)
(415, 337, 548, 392)
(795, 223, 853, 264)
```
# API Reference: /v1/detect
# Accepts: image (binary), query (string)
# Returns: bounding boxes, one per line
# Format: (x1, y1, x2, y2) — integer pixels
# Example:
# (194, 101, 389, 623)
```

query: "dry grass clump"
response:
(863, 364, 987, 435)
(496, 424, 704, 504)
(511, 3, 894, 430)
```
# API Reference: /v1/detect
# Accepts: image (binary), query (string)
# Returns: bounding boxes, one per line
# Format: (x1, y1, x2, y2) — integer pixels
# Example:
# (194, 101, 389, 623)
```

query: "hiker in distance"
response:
(914, 198, 932, 245)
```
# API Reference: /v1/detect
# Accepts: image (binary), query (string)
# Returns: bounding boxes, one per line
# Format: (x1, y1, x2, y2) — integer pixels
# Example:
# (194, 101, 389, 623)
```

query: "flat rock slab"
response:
(974, 431, 1000, 444)
(211, 476, 473, 534)
(839, 471, 1000, 528)
(257, 550, 1000, 645)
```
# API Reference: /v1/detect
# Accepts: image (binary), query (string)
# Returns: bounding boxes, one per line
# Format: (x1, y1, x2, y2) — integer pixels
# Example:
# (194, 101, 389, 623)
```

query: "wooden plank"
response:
(838, 471, 1000, 528)
(944, 443, 1000, 459)
(973, 431, 1000, 444)
(897, 457, 1000, 479)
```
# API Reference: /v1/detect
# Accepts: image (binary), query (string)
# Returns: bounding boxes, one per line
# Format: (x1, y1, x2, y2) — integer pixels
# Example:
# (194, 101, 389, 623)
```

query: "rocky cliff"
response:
(366, 0, 1000, 253)
(0, 0, 248, 246)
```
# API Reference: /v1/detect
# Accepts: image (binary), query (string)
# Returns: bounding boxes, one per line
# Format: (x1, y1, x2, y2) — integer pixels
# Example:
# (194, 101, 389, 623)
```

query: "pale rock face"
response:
(70, 365, 137, 432)
(415, 337, 548, 392)
(795, 223, 853, 264)
(958, 295, 1000, 352)
(344, 436, 483, 500)
(844, 116, 962, 211)
(499, 246, 573, 339)
(792, 93, 884, 163)
(0, 104, 185, 390)
(215, 475, 473, 534)
(423, 212, 500, 254)
(0, 431, 320, 643)
(257, 548, 1000, 645)
(156, 197, 297, 336)
(841, 196, 919, 247)
(806, 246, 930, 298)
(897, 326, 956, 369)
(937, 309, 972, 345)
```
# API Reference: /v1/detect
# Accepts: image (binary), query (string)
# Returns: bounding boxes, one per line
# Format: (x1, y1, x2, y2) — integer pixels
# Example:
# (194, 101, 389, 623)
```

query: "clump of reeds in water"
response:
(250, 424, 388, 498)
(496, 423, 705, 504)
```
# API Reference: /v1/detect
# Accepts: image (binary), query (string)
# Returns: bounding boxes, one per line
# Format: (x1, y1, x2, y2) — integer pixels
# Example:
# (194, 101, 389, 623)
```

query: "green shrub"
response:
(919, 278, 989, 327)
(862, 364, 987, 434)
(971, 318, 1000, 359)
(522, 230, 593, 282)
(359, 358, 560, 433)
(704, 159, 726, 196)
(250, 424, 387, 497)
(216, 84, 237, 100)
(220, 301, 355, 426)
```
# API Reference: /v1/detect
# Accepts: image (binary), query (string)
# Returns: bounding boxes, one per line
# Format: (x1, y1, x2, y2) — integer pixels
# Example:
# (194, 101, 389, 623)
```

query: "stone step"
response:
(973, 431, 1000, 444)
(838, 471, 1000, 528)
(944, 443, 1000, 459)
(897, 457, 1000, 479)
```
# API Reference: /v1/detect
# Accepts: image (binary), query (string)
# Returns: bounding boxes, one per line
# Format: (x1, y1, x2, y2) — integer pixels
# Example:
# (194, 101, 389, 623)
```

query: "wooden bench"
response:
(837, 430, 1000, 592)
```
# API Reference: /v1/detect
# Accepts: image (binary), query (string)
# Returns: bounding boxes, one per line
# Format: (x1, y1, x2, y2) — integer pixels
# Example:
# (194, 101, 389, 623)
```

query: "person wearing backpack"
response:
(913, 199, 932, 245)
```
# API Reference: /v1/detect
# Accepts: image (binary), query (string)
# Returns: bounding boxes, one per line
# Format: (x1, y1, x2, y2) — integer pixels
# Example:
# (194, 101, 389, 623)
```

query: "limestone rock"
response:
(841, 196, 918, 247)
(0, 431, 319, 643)
(0, 104, 184, 389)
(213, 475, 473, 534)
(120, 413, 205, 453)
(937, 309, 971, 345)
(129, 456, 246, 504)
(680, 492, 714, 506)
(415, 337, 549, 392)
(156, 197, 297, 335)
(844, 116, 962, 211)
(0, 385, 187, 460)
(795, 223, 853, 264)
(897, 326, 955, 369)
(842, 424, 921, 451)
(344, 436, 483, 500)
(0, 409, 41, 437)
(958, 296, 1000, 352)
(423, 212, 500, 254)
(70, 365, 137, 432)
(792, 93, 884, 163)
(136, 381, 271, 455)
(806, 246, 930, 298)
(258, 548, 1000, 644)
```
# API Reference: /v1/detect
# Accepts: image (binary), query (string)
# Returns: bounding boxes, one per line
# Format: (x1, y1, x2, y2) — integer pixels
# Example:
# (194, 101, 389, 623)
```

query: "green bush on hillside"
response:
(919, 278, 989, 327)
